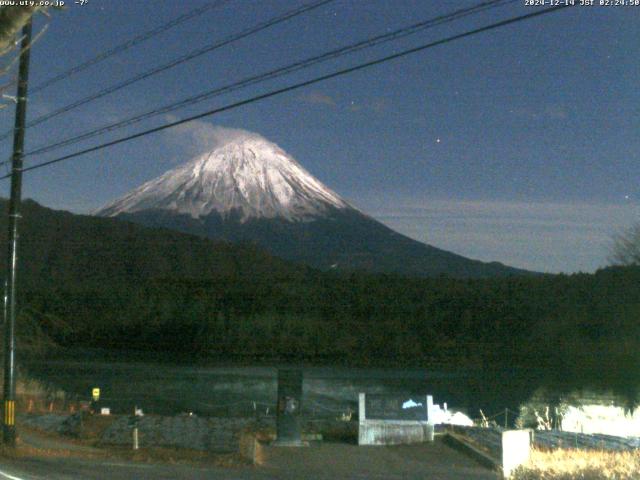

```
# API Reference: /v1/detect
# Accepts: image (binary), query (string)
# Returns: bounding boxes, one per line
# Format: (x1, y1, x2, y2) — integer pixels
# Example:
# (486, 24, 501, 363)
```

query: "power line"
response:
(23, 0, 516, 159)
(29, 1, 231, 95)
(0, 0, 336, 143)
(25, 0, 513, 158)
(0, 4, 571, 181)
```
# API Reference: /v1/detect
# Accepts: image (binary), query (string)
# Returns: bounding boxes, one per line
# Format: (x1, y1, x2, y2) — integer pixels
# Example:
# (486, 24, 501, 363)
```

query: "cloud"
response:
(347, 97, 389, 113)
(298, 91, 390, 115)
(297, 91, 337, 108)
(363, 198, 640, 274)
(163, 117, 263, 157)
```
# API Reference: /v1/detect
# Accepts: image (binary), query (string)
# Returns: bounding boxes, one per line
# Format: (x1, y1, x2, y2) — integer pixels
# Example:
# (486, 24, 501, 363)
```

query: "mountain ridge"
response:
(97, 135, 350, 222)
(115, 205, 529, 278)
(97, 131, 532, 278)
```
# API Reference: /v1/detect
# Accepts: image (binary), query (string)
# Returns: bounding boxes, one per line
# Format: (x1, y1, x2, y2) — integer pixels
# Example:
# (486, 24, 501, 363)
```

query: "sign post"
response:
(274, 369, 306, 446)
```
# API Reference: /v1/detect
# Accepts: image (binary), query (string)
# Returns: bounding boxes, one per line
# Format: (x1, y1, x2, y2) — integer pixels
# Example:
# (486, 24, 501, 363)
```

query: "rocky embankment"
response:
(19, 413, 357, 452)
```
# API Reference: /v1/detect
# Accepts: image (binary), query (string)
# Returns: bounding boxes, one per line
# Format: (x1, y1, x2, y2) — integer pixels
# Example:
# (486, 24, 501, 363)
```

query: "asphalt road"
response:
(0, 457, 260, 480)
(0, 439, 499, 479)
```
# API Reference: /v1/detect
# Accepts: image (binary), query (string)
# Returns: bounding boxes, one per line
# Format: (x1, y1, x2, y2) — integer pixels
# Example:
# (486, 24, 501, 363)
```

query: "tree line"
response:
(16, 266, 640, 399)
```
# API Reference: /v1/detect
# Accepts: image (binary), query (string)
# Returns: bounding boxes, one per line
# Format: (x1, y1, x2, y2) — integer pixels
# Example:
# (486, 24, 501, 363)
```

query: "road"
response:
(0, 438, 498, 479)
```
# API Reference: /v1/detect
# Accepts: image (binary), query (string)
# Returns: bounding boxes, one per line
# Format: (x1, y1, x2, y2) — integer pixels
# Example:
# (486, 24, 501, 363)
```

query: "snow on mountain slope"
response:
(97, 132, 350, 222)
(95, 129, 531, 277)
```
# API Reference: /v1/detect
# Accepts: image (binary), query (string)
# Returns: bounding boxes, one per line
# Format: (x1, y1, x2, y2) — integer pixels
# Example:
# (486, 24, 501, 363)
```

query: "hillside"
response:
(0, 198, 638, 404)
(0, 198, 312, 291)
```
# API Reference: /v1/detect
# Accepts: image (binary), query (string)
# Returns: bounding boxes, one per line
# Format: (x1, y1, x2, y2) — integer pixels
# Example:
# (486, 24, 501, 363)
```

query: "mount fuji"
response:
(96, 132, 527, 278)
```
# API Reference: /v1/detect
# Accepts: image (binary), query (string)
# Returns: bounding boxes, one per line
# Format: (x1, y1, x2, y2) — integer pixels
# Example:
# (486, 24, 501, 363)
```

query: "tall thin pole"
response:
(3, 19, 32, 447)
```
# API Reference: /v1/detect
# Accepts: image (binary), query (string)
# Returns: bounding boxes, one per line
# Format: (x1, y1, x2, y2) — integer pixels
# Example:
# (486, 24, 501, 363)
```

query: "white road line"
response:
(0, 468, 27, 480)
(101, 462, 154, 469)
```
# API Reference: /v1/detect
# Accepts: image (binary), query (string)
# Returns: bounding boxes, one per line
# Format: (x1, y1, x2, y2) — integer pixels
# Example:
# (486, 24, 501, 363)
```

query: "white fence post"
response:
(426, 395, 434, 422)
(501, 430, 530, 478)
(426, 395, 435, 442)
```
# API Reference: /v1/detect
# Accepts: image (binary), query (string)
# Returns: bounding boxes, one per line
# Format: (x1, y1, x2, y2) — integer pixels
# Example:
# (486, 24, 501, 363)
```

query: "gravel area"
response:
(18, 412, 258, 452)
(99, 415, 255, 452)
(19, 413, 72, 433)
(18, 412, 367, 453)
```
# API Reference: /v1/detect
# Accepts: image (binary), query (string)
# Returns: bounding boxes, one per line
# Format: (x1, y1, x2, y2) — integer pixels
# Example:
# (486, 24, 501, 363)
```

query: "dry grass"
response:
(8, 373, 65, 400)
(1, 369, 69, 414)
(238, 431, 265, 465)
(512, 448, 640, 480)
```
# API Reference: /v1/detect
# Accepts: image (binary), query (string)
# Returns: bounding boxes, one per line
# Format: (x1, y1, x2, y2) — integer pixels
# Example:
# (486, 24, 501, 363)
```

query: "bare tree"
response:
(0, 6, 55, 110)
(0, 6, 41, 56)
(610, 224, 640, 266)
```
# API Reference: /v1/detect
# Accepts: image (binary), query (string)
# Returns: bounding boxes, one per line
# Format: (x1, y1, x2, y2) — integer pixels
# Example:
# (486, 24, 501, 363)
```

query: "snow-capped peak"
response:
(96, 132, 350, 222)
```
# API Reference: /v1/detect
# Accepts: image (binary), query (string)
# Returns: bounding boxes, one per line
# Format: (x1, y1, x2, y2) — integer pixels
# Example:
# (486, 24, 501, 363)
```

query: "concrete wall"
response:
(359, 420, 434, 446)
(443, 427, 531, 477)
(358, 393, 435, 446)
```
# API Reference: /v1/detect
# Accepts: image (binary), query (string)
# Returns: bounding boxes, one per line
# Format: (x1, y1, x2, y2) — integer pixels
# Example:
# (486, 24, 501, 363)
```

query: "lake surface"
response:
(23, 355, 542, 423)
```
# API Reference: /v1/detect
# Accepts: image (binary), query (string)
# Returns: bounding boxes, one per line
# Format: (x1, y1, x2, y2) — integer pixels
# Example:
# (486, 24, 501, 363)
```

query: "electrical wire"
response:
(0, 4, 571, 181)
(23, 0, 516, 159)
(29, 1, 231, 95)
(0, 0, 336, 143)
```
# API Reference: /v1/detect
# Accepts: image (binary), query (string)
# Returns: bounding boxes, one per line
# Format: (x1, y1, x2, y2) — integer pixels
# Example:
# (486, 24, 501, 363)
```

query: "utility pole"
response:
(3, 19, 33, 447)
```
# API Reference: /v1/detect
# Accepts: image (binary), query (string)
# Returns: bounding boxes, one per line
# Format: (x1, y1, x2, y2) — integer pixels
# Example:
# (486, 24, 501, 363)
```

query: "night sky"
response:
(0, 0, 637, 273)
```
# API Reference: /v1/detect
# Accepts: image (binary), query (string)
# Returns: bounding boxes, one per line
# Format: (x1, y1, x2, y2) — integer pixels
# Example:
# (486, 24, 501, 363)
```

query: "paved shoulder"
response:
(261, 438, 498, 479)
(1, 437, 498, 479)
(0, 457, 271, 480)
